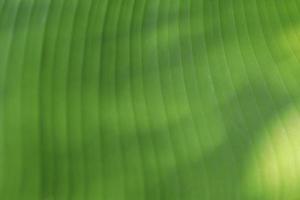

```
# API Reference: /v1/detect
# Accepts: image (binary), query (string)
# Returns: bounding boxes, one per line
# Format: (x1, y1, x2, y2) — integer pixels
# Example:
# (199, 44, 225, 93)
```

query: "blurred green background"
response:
(1, 0, 300, 199)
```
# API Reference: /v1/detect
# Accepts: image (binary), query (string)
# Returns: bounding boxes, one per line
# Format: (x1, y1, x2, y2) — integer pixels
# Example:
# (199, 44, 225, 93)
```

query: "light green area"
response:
(1, 0, 300, 199)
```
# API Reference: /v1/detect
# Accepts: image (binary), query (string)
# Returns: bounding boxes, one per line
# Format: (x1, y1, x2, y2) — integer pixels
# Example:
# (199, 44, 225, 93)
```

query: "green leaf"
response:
(1, 0, 300, 199)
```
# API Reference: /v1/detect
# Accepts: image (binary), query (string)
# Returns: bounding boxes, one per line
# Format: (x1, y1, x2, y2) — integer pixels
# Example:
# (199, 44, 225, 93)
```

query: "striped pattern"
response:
(1, 0, 300, 199)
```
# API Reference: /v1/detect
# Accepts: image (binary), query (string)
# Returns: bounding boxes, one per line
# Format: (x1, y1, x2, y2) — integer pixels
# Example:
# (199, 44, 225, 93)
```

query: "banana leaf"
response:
(1, 0, 300, 199)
